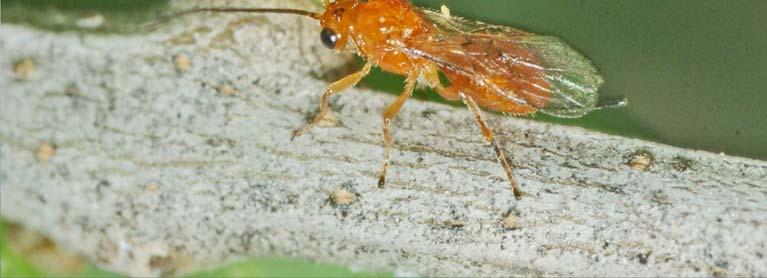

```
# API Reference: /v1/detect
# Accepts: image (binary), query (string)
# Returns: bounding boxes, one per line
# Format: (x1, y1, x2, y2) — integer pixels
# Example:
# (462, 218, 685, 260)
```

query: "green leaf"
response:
(0, 223, 46, 277)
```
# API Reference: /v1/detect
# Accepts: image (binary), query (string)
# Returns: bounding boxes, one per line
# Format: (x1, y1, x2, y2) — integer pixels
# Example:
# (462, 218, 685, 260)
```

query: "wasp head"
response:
(318, 0, 360, 50)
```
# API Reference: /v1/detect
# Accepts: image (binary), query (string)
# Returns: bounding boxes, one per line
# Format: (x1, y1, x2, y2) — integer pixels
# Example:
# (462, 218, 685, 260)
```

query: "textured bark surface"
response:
(2, 1, 766, 276)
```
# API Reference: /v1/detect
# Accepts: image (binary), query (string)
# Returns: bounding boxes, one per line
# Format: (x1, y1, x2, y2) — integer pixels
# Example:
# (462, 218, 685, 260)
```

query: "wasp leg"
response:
(460, 93, 523, 199)
(377, 74, 418, 188)
(291, 63, 372, 140)
(423, 65, 460, 100)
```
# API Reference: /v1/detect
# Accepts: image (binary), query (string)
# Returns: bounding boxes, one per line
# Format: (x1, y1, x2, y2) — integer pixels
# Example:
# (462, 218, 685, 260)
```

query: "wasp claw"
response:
(513, 189, 524, 200)
(377, 176, 386, 188)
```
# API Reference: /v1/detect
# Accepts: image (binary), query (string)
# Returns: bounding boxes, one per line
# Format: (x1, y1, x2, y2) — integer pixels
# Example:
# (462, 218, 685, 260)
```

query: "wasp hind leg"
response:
(291, 63, 372, 140)
(377, 74, 418, 188)
(460, 93, 523, 199)
(423, 65, 460, 101)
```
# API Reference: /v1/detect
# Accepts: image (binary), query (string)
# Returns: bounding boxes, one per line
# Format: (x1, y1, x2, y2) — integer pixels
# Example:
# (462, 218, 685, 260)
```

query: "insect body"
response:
(163, 0, 607, 199)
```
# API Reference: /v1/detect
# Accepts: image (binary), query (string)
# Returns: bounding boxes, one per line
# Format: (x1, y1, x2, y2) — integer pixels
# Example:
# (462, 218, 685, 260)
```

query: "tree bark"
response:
(1, 1, 766, 276)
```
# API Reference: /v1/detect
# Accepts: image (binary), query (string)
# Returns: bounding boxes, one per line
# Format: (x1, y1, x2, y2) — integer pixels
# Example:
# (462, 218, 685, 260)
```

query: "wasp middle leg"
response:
(377, 74, 417, 188)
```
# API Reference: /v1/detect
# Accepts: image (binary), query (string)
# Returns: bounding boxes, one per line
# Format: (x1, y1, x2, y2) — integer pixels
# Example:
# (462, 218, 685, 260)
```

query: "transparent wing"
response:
(406, 9, 604, 117)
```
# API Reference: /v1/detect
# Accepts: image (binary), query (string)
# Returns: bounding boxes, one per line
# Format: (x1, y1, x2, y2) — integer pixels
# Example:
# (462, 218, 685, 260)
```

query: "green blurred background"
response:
(3, 0, 766, 276)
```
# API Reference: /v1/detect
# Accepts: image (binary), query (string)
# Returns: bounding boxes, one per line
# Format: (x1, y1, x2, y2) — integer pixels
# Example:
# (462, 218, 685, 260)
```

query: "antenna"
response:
(146, 7, 320, 30)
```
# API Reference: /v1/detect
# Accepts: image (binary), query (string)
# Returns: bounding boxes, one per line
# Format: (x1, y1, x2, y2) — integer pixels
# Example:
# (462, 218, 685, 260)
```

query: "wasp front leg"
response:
(460, 93, 523, 199)
(291, 63, 373, 140)
(377, 74, 417, 188)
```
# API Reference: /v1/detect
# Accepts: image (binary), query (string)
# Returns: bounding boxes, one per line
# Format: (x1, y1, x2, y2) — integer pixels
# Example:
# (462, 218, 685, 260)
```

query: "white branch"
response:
(1, 1, 766, 276)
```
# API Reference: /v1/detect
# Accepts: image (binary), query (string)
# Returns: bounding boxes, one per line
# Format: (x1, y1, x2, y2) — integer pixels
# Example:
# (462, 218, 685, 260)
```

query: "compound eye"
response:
(320, 28, 339, 49)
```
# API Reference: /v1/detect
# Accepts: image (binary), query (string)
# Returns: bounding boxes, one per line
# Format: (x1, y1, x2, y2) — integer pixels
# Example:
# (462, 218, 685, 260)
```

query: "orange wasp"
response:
(161, 0, 612, 199)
